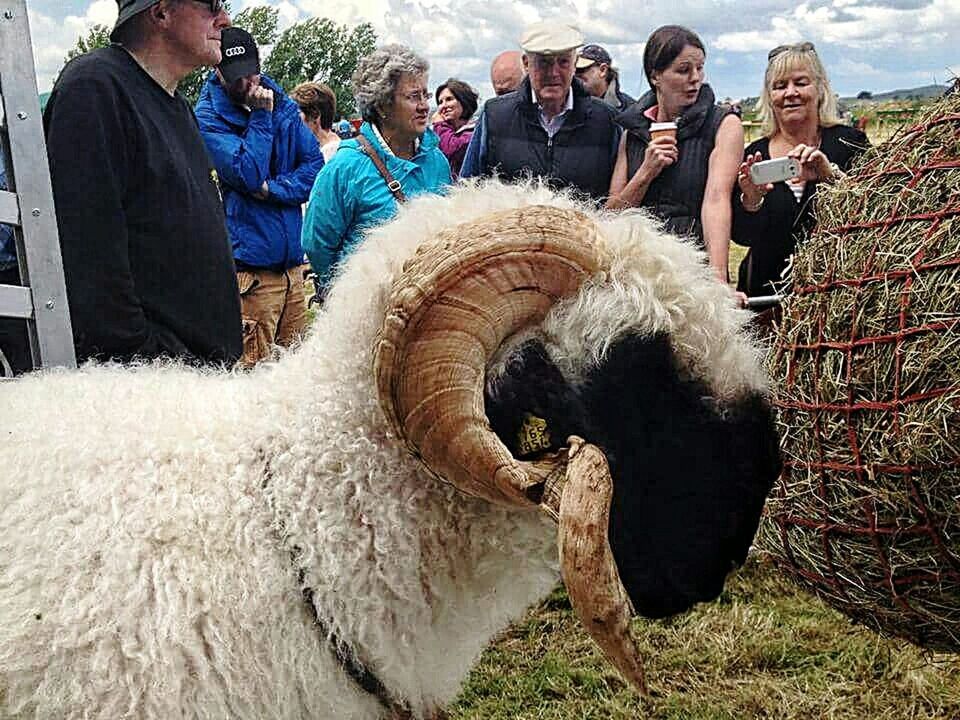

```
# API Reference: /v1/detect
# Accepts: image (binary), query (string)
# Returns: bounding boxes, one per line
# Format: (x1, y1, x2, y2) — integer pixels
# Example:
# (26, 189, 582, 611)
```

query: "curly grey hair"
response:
(352, 44, 430, 125)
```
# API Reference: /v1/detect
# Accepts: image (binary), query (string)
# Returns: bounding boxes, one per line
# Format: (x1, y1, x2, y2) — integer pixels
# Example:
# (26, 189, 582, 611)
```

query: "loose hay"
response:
(759, 91, 960, 651)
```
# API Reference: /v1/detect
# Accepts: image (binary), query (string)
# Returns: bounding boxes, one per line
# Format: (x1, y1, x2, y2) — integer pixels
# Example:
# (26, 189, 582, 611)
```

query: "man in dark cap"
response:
(195, 27, 323, 367)
(575, 44, 635, 111)
(42, 0, 243, 366)
(461, 21, 621, 202)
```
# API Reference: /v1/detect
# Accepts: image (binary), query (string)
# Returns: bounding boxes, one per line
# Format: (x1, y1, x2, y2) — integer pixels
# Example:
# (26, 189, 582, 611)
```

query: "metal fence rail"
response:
(0, 0, 75, 372)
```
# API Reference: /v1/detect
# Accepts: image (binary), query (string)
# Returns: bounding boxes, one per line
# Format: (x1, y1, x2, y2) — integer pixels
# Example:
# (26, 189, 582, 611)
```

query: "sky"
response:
(24, 0, 959, 103)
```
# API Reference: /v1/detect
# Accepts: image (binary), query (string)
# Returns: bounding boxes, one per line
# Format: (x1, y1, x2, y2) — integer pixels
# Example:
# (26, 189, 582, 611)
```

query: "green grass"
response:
(448, 556, 960, 719)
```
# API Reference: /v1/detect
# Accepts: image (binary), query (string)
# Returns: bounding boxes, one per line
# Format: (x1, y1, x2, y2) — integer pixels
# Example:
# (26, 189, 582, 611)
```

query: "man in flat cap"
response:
(195, 27, 323, 367)
(461, 20, 621, 201)
(575, 44, 635, 111)
(42, 0, 242, 366)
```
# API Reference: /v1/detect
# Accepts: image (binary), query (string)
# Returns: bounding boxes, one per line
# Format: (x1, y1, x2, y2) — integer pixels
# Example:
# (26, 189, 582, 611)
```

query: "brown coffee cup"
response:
(649, 121, 677, 140)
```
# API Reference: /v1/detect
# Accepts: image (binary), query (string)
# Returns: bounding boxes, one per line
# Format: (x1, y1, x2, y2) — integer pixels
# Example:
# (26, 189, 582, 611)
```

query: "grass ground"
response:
(448, 555, 960, 719)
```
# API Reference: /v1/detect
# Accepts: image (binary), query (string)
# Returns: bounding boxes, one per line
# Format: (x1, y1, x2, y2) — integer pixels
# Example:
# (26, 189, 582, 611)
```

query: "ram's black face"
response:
(485, 332, 782, 618)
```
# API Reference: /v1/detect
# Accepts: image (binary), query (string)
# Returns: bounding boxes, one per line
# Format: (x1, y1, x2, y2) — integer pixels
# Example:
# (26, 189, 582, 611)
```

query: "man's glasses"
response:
(768, 42, 816, 61)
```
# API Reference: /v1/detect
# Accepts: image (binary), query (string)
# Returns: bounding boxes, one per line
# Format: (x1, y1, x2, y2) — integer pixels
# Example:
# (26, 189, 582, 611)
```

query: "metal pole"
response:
(0, 0, 76, 369)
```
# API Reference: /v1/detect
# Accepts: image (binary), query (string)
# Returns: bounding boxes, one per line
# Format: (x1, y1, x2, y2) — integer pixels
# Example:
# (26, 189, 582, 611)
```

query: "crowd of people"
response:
(0, 0, 870, 373)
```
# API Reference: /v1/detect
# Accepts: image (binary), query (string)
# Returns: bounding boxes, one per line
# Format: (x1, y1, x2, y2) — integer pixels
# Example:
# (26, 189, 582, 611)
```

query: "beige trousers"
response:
(236, 264, 308, 368)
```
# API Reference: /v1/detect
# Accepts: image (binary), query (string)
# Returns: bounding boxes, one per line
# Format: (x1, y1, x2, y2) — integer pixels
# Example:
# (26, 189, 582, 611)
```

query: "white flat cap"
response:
(519, 21, 584, 55)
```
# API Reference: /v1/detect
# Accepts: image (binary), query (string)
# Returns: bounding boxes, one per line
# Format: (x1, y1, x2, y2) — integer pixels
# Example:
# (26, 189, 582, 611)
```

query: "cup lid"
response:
(649, 122, 678, 131)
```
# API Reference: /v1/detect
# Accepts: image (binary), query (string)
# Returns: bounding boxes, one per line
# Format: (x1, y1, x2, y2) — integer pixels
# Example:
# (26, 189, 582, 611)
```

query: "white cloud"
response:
(28, 1, 118, 92)
(22, 0, 960, 100)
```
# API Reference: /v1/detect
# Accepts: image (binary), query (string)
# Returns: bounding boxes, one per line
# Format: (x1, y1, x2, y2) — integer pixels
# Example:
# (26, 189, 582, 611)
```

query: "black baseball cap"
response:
(110, 0, 162, 41)
(217, 27, 261, 84)
(576, 44, 613, 70)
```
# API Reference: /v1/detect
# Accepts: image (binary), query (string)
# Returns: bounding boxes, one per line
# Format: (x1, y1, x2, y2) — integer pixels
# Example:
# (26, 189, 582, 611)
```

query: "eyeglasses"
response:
(768, 42, 816, 61)
(192, 0, 225, 14)
(400, 90, 431, 105)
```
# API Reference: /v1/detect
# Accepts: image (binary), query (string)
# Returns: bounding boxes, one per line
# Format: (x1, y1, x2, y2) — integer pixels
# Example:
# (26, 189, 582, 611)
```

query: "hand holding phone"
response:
(749, 157, 801, 185)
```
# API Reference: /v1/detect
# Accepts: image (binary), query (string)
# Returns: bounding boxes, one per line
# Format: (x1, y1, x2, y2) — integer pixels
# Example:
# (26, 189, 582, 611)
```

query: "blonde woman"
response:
(733, 42, 869, 298)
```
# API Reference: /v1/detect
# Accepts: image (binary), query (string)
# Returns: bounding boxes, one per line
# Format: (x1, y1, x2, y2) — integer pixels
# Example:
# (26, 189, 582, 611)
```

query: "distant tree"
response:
(233, 5, 279, 46)
(856, 90, 873, 100)
(264, 19, 377, 118)
(62, 24, 111, 67)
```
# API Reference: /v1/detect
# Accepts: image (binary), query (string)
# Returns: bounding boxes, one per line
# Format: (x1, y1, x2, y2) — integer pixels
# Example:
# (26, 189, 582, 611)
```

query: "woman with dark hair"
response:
(607, 25, 743, 284)
(733, 42, 868, 298)
(432, 78, 479, 177)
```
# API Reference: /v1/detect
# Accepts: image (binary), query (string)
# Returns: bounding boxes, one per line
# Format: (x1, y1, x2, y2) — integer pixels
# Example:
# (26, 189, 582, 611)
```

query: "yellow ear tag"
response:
(517, 412, 551, 456)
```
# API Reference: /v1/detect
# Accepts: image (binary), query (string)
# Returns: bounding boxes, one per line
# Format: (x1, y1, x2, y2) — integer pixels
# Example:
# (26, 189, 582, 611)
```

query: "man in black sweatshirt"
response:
(43, 0, 242, 365)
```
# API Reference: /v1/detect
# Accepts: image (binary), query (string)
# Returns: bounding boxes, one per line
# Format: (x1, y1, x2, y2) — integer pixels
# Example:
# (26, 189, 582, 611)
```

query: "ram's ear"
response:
(373, 205, 601, 507)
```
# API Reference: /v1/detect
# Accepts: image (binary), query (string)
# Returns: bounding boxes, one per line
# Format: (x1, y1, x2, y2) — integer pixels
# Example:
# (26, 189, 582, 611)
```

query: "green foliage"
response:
(232, 4, 279, 46)
(264, 19, 377, 119)
(63, 24, 110, 65)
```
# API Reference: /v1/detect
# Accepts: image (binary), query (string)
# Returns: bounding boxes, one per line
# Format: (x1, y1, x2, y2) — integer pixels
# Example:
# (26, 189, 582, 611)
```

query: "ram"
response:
(0, 180, 780, 719)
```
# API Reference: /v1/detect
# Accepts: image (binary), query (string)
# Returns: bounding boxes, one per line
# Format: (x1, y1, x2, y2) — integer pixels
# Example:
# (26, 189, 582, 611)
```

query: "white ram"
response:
(0, 180, 779, 719)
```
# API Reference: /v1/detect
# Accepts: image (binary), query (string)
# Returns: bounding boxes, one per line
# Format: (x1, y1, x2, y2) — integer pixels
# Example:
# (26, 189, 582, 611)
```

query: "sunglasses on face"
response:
(768, 41, 816, 61)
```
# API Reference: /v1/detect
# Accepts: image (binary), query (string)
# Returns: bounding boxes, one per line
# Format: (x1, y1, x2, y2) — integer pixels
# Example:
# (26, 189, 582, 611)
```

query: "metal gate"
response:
(0, 0, 75, 374)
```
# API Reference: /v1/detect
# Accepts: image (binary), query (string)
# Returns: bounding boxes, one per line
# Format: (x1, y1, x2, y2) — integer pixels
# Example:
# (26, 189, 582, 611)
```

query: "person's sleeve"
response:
(731, 147, 770, 248)
(731, 187, 772, 248)
(198, 106, 274, 195)
(265, 120, 324, 206)
(459, 111, 487, 178)
(301, 159, 355, 287)
(44, 73, 177, 360)
(610, 123, 623, 170)
(433, 121, 474, 159)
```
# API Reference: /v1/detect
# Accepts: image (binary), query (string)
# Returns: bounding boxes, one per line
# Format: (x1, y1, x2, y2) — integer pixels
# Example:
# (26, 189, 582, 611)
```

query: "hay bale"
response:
(759, 91, 960, 651)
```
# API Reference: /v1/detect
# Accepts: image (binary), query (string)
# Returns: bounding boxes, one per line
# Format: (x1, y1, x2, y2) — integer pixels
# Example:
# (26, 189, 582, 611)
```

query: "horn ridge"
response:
(375, 206, 601, 506)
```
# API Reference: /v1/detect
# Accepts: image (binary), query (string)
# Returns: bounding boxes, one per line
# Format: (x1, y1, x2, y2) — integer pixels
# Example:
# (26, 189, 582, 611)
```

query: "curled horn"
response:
(373, 205, 647, 694)
(557, 438, 648, 695)
(374, 205, 601, 507)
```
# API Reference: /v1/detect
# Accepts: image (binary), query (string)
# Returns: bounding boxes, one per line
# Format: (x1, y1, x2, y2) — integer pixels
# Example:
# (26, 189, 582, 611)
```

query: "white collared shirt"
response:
(369, 122, 420, 157)
(531, 86, 574, 138)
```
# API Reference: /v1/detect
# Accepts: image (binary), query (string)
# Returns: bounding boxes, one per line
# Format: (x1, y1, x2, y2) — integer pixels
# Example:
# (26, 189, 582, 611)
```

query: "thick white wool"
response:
(0, 179, 767, 720)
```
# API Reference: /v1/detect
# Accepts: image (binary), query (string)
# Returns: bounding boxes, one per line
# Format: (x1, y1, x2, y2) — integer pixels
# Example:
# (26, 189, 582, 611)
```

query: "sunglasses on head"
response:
(768, 41, 816, 61)
(192, 0, 225, 13)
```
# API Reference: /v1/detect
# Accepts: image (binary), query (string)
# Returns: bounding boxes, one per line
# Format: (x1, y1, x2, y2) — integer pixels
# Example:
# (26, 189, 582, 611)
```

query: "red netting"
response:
(759, 94, 960, 651)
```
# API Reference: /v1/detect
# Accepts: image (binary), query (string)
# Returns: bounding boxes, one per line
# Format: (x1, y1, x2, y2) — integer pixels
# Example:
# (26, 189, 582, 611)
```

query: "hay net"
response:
(759, 91, 960, 652)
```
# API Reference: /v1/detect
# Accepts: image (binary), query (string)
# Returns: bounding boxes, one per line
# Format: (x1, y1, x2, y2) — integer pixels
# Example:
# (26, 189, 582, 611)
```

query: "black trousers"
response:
(0, 264, 32, 375)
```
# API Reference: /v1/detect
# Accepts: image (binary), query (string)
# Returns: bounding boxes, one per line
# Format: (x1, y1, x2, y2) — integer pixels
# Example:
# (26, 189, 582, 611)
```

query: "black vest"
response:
(482, 77, 619, 201)
(617, 84, 733, 245)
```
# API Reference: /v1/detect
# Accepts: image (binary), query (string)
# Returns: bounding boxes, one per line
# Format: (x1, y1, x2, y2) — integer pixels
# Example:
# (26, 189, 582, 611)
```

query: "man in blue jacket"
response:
(196, 26, 323, 367)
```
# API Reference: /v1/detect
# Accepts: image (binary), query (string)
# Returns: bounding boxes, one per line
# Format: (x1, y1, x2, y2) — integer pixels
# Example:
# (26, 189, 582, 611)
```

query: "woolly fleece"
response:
(0, 179, 766, 719)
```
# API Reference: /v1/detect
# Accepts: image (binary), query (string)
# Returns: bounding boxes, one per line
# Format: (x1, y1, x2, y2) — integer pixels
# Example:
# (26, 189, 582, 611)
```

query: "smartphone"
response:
(749, 157, 801, 185)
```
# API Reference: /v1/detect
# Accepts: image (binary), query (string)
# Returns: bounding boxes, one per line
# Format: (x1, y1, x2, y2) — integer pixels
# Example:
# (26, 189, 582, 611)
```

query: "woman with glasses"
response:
(733, 42, 869, 298)
(432, 78, 479, 178)
(607, 25, 744, 284)
(302, 44, 451, 300)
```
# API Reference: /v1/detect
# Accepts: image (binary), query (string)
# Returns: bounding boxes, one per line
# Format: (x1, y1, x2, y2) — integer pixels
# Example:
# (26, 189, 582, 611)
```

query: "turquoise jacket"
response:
(302, 122, 451, 286)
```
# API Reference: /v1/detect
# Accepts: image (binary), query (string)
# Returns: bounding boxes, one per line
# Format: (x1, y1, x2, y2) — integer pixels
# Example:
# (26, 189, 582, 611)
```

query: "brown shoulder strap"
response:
(355, 134, 407, 203)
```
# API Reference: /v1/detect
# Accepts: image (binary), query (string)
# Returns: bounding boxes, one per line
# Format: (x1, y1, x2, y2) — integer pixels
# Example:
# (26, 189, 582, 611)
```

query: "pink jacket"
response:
(432, 120, 475, 178)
